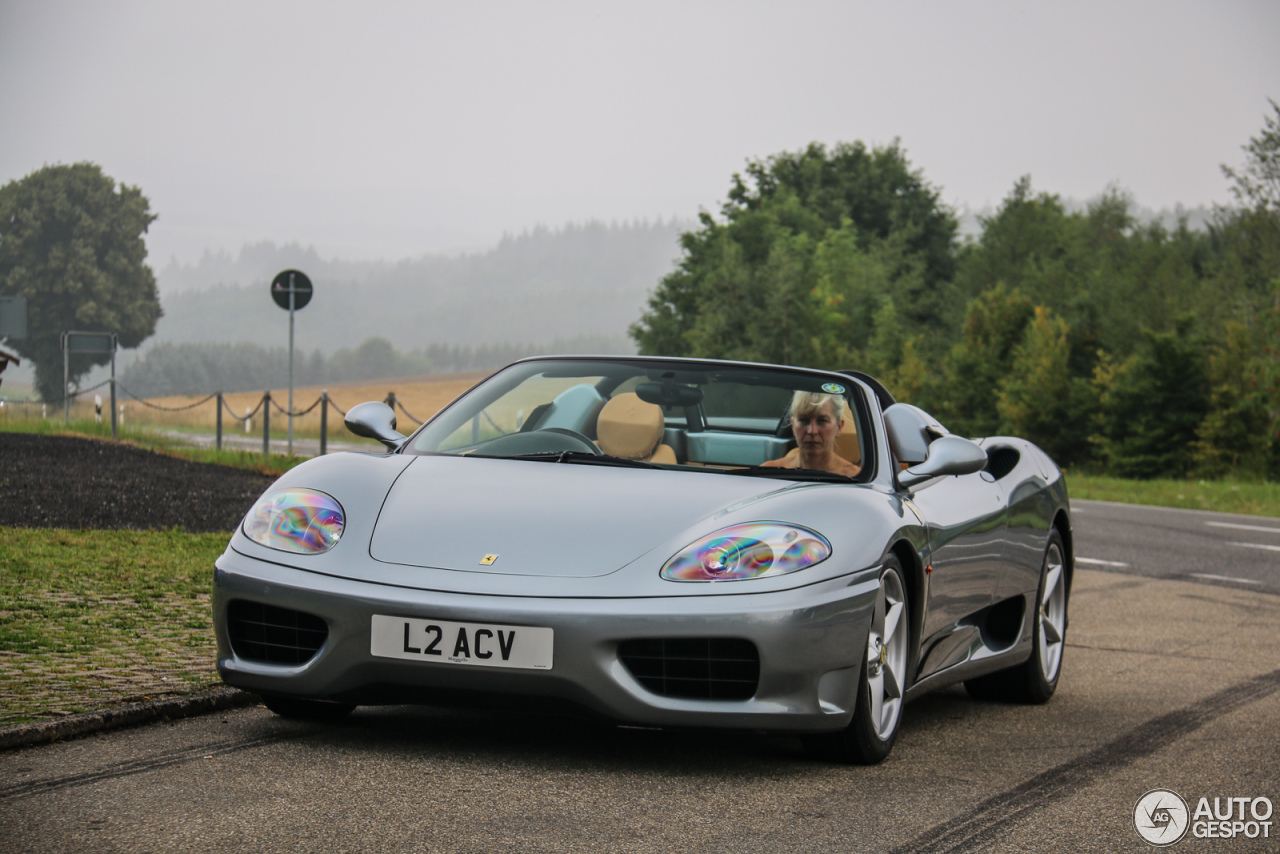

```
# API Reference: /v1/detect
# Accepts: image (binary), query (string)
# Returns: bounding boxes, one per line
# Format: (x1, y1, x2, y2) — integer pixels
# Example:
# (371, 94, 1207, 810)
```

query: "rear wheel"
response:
(261, 693, 356, 721)
(965, 530, 1067, 704)
(804, 556, 909, 764)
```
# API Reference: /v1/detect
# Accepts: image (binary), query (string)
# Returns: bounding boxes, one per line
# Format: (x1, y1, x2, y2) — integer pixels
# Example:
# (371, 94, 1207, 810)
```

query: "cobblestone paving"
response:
(1, 433, 265, 726)
(0, 585, 224, 726)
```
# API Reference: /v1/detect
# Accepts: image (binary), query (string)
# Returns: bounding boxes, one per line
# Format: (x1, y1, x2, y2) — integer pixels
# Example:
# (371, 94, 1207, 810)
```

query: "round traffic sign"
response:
(271, 270, 313, 310)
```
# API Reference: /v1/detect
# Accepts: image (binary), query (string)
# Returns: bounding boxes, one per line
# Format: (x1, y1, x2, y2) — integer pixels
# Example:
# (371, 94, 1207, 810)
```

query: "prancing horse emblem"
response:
(480, 554, 499, 565)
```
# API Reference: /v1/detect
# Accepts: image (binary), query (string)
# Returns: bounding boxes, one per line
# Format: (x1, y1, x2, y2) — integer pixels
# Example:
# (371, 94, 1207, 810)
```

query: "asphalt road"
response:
(2, 503, 1277, 853)
(1071, 498, 1280, 594)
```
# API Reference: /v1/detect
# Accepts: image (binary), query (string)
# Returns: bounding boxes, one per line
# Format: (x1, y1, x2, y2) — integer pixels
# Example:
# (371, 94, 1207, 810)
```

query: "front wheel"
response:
(965, 530, 1067, 704)
(803, 556, 909, 764)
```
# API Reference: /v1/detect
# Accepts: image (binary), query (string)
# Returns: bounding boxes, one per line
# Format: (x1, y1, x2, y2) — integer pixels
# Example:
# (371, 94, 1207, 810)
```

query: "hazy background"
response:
(1, 0, 1277, 386)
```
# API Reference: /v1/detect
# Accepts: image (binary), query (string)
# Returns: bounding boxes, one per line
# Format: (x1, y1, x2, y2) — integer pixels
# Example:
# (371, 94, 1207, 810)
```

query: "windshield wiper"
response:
(507, 450, 661, 469)
(722, 466, 856, 483)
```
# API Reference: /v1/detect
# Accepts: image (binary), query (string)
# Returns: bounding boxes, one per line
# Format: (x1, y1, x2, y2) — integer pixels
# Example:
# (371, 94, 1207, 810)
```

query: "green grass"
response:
(0, 528, 230, 725)
(0, 417, 307, 477)
(1065, 473, 1280, 518)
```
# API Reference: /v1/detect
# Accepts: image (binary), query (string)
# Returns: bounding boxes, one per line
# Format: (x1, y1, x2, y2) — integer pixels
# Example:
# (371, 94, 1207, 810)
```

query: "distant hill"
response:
(150, 219, 691, 355)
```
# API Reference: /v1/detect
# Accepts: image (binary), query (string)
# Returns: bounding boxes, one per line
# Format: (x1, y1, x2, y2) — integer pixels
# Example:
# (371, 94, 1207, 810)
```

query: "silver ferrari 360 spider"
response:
(213, 356, 1071, 763)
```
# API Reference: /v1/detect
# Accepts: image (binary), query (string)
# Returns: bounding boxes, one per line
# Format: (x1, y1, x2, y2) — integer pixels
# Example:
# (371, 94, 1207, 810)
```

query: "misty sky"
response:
(2, 0, 1277, 267)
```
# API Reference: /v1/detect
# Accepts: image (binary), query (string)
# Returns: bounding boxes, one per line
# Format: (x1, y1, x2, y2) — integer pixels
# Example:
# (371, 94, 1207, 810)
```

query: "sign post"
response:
(270, 270, 313, 456)
(62, 331, 118, 436)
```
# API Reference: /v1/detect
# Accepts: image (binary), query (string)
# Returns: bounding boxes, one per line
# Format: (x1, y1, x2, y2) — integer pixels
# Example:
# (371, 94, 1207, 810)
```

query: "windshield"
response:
(406, 358, 871, 479)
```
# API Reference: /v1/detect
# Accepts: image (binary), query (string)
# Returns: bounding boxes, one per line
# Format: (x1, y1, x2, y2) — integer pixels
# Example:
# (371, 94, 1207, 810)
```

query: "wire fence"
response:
(0, 380, 437, 458)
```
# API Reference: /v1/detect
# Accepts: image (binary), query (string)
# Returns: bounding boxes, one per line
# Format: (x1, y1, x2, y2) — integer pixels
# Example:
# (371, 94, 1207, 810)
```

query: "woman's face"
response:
(791, 401, 842, 456)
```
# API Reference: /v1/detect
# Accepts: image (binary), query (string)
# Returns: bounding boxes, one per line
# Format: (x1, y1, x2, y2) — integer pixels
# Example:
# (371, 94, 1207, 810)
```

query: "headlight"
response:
(660, 523, 831, 582)
(242, 488, 345, 554)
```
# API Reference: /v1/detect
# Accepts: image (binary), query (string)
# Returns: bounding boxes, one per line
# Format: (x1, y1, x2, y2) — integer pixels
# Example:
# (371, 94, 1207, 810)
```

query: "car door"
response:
(908, 469, 1008, 681)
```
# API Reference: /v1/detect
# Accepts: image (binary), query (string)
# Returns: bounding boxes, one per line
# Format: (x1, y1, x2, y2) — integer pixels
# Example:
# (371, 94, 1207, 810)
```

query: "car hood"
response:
(369, 455, 797, 577)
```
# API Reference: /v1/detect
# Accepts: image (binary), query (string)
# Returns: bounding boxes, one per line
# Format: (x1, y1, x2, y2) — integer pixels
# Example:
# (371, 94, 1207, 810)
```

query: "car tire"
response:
(260, 693, 357, 721)
(964, 530, 1067, 704)
(803, 556, 909, 764)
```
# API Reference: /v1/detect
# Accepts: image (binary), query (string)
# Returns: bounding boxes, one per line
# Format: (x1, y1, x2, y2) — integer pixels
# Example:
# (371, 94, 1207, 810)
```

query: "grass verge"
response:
(1065, 473, 1280, 518)
(0, 527, 227, 726)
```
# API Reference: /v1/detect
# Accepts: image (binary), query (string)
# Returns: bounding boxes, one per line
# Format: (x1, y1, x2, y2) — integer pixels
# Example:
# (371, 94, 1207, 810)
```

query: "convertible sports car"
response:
(213, 356, 1072, 763)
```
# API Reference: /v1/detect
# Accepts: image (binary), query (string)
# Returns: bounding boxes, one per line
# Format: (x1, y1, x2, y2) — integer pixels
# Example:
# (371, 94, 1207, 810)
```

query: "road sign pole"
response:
(270, 269, 312, 457)
(288, 273, 295, 457)
(63, 336, 69, 424)
(110, 343, 117, 440)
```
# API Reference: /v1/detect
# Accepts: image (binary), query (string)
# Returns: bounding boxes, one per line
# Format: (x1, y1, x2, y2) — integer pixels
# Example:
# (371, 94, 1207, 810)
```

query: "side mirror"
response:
(898, 435, 988, 488)
(344, 401, 408, 451)
(883, 402, 949, 465)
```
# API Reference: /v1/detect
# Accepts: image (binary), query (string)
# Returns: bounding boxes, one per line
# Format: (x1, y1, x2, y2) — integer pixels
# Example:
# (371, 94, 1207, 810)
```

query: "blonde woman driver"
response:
(761, 391, 861, 477)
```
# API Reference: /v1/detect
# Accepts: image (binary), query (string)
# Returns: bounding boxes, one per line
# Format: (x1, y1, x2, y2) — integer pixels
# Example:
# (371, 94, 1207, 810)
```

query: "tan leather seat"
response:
(833, 402, 860, 466)
(596, 393, 677, 464)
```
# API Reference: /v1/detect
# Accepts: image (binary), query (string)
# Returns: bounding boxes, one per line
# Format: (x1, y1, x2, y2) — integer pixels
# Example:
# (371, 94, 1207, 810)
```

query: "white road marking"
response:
(1190, 573, 1263, 585)
(1207, 521, 1280, 534)
(1077, 557, 1130, 567)
(1227, 541, 1280, 553)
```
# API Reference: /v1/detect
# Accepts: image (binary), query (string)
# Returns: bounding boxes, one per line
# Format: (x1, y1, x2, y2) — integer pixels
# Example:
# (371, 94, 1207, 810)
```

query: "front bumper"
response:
(213, 548, 879, 732)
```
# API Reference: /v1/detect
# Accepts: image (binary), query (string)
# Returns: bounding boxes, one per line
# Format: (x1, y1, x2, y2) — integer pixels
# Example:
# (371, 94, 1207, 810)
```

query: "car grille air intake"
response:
(227, 600, 328, 665)
(618, 638, 759, 700)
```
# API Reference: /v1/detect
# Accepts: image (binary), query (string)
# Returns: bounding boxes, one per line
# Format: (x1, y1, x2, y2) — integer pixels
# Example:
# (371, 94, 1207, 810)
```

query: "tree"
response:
(1209, 101, 1280, 310)
(631, 141, 957, 359)
(1221, 99, 1280, 214)
(0, 163, 161, 401)
(934, 284, 1035, 438)
(996, 306, 1096, 465)
(1193, 321, 1271, 476)
(1092, 320, 1210, 478)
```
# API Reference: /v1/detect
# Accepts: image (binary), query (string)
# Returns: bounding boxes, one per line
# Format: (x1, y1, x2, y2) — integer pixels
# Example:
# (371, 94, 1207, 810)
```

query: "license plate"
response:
(370, 615, 553, 670)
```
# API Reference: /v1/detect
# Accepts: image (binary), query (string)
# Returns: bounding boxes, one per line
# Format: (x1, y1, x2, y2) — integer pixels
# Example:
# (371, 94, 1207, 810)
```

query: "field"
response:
(0, 371, 490, 441)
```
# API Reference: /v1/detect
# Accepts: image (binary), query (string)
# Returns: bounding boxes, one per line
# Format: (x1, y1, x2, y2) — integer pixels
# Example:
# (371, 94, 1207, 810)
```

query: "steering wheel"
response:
(538, 428, 601, 454)
(465, 428, 600, 457)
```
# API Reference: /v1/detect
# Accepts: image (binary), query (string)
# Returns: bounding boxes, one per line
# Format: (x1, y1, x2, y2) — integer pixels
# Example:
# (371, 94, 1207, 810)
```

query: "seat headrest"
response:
(596, 393, 664, 459)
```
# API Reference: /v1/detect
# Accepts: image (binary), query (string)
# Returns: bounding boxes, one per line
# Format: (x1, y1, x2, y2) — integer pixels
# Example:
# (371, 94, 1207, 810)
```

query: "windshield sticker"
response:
(821, 383, 846, 394)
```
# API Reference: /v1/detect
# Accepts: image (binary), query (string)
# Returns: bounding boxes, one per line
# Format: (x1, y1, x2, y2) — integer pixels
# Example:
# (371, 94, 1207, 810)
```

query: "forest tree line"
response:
(632, 104, 1280, 479)
(147, 219, 690, 355)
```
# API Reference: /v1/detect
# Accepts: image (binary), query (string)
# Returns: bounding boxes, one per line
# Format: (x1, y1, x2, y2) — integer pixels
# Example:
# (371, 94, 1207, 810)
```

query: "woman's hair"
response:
(788, 391, 844, 422)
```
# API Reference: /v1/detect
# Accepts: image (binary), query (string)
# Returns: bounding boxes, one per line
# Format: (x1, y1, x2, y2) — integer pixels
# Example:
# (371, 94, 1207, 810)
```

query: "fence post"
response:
(110, 375, 117, 440)
(262, 390, 271, 457)
(319, 390, 328, 456)
(216, 392, 223, 451)
(384, 391, 400, 433)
